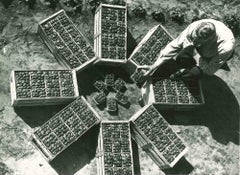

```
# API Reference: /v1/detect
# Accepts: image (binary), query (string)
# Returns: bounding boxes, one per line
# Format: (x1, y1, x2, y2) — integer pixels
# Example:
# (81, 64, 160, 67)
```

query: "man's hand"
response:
(137, 65, 157, 76)
(170, 69, 189, 79)
(137, 65, 151, 71)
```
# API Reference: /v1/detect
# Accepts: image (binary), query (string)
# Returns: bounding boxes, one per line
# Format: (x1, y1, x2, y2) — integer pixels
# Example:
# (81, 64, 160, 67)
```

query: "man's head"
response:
(191, 22, 217, 47)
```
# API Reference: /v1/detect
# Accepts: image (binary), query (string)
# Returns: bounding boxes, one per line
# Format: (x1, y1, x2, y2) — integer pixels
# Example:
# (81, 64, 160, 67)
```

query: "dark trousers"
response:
(175, 45, 196, 69)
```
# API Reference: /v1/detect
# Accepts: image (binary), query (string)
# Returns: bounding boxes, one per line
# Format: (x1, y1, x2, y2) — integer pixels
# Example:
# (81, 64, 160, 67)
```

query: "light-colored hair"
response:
(195, 22, 216, 40)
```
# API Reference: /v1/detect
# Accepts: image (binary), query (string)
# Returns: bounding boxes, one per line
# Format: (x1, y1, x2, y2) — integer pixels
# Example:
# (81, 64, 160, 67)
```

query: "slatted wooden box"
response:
(31, 96, 101, 161)
(126, 24, 173, 75)
(38, 10, 97, 71)
(97, 121, 135, 175)
(94, 4, 127, 64)
(141, 78, 205, 110)
(10, 70, 79, 106)
(130, 104, 188, 169)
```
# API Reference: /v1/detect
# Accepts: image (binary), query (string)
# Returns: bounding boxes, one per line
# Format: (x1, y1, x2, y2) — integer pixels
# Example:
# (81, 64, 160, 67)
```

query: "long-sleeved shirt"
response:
(158, 19, 235, 75)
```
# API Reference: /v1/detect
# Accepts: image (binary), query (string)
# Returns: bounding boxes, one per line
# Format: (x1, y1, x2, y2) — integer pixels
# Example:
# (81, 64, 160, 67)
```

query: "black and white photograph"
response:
(0, 0, 239, 174)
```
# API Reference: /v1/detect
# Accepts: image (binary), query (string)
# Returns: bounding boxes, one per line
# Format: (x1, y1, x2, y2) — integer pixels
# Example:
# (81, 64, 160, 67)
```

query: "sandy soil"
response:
(0, 0, 239, 175)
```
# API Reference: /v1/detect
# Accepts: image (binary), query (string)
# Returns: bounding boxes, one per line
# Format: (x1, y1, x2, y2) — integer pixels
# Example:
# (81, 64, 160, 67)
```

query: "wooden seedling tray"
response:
(97, 121, 135, 175)
(141, 78, 205, 110)
(94, 4, 127, 64)
(10, 70, 79, 106)
(38, 10, 97, 72)
(31, 96, 101, 161)
(129, 104, 188, 169)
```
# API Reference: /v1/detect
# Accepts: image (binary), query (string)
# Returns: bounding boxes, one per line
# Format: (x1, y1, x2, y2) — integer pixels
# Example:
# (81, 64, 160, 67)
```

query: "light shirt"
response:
(159, 19, 235, 75)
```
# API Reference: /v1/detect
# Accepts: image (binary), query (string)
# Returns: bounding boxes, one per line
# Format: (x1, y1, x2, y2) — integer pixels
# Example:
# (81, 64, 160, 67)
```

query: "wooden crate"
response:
(141, 78, 205, 110)
(130, 104, 188, 169)
(125, 24, 174, 76)
(31, 96, 101, 161)
(38, 10, 97, 72)
(94, 4, 127, 64)
(10, 70, 79, 107)
(97, 121, 135, 175)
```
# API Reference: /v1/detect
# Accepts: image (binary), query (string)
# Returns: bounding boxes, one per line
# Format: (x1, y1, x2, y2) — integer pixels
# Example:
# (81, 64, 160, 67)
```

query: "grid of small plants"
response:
(13, 70, 77, 99)
(32, 97, 101, 160)
(152, 78, 200, 104)
(130, 25, 172, 66)
(93, 73, 128, 112)
(131, 105, 186, 165)
(98, 122, 134, 175)
(94, 4, 127, 61)
(39, 10, 96, 69)
(130, 68, 145, 84)
(8, 7, 192, 169)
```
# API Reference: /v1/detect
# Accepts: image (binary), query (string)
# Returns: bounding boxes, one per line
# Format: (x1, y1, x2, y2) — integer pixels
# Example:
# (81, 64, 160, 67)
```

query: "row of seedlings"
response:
(130, 104, 188, 169)
(10, 70, 79, 106)
(38, 10, 97, 71)
(141, 78, 205, 110)
(97, 121, 135, 175)
(31, 96, 101, 161)
(128, 24, 173, 84)
(94, 4, 127, 64)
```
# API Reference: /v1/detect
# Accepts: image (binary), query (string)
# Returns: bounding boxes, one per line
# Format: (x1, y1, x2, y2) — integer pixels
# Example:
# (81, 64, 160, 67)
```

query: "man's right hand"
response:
(137, 65, 151, 71)
(137, 65, 157, 77)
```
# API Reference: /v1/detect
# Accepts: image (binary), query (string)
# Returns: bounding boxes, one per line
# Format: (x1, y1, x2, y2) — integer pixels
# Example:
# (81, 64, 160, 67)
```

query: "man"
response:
(140, 19, 235, 78)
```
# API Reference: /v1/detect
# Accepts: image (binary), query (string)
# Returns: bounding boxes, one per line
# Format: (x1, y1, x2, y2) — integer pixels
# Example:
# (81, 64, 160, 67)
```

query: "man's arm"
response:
(146, 25, 194, 75)
(198, 42, 235, 75)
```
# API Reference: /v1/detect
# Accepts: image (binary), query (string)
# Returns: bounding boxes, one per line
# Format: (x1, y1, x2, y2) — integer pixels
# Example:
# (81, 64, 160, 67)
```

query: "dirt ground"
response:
(0, 0, 239, 175)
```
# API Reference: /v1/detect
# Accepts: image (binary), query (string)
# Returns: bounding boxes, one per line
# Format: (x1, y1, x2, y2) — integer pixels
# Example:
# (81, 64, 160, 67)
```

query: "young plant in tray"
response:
(105, 73, 115, 87)
(115, 91, 128, 105)
(114, 78, 126, 92)
(106, 97, 117, 112)
(93, 80, 107, 92)
(130, 69, 145, 84)
(93, 92, 107, 105)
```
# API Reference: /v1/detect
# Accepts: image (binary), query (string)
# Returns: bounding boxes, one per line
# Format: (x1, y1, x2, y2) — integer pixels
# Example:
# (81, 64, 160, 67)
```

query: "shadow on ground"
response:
(163, 157, 194, 175)
(48, 126, 141, 175)
(14, 104, 68, 127)
(132, 139, 141, 175)
(49, 124, 100, 175)
(161, 75, 240, 145)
